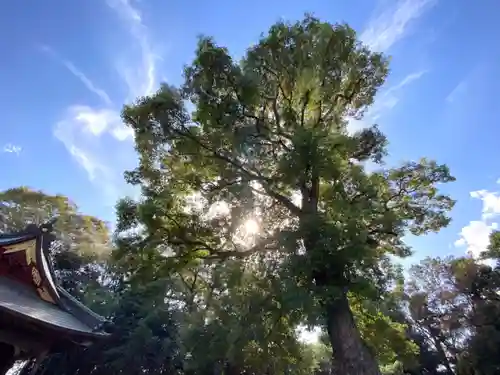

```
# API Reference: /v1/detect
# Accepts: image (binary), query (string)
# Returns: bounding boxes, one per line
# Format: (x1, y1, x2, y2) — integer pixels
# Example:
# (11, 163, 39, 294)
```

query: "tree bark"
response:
(325, 291, 381, 375)
(429, 333, 455, 375)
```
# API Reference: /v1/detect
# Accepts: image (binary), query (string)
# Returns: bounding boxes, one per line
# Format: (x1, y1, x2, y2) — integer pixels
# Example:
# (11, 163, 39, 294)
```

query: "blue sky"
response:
(1, 0, 499, 264)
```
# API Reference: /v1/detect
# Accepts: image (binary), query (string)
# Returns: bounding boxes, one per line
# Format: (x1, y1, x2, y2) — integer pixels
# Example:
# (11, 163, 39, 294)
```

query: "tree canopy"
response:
(115, 15, 454, 375)
(6, 14, 500, 375)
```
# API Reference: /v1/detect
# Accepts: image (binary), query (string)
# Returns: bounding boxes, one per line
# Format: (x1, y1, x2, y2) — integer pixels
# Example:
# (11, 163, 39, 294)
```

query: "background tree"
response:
(117, 15, 454, 375)
(405, 257, 467, 374)
(454, 234, 500, 375)
(0, 187, 108, 249)
(0, 186, 110, 300)
(404, 251, 500, 375)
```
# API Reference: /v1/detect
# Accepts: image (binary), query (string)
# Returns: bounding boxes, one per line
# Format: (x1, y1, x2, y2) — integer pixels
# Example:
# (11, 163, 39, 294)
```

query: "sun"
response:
(235, 218, 261, 246)
(243, 219, 260, 236)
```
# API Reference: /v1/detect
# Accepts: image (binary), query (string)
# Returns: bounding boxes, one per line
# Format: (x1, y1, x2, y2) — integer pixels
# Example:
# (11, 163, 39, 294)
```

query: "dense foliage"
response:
(4, 15, 500, 375)
(6, 188, 500, 375)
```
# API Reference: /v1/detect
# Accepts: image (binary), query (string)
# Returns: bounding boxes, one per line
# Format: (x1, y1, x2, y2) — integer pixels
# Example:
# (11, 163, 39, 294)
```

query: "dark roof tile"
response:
(0, 276, 103, 335)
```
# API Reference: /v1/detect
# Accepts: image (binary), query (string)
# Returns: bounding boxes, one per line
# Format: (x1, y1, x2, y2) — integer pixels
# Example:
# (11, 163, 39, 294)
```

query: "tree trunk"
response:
(325, 291, 381, 375)
(429, 334, 455, 375)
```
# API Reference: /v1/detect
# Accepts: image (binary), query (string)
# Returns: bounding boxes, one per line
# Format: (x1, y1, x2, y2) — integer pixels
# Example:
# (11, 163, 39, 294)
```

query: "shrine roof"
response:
(0, 233, 36, 245)
(0, 222, 109, 341)
(0, 276, 105, 336)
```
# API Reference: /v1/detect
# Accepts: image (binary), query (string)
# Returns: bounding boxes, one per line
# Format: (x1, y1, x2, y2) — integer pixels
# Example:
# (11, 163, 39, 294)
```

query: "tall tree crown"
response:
(120, 16, 454, 299)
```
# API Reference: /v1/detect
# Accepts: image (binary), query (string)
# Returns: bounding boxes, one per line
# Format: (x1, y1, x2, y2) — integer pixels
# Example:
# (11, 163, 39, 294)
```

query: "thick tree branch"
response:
(165, 124, 303, 216)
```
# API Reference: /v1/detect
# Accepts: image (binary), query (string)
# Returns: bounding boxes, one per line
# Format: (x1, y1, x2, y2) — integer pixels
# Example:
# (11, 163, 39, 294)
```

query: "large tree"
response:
(117, 16, 455, 375)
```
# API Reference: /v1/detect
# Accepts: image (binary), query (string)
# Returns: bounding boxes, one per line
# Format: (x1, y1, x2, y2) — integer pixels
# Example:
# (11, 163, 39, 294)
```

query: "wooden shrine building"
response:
(0, 222, 109, 374)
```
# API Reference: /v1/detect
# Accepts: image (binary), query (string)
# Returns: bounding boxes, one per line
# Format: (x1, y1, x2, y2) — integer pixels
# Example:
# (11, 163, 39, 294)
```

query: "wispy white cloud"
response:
(373, 70, 427, 116)
(348, 0, 434, 132)
(349, 70, 427, 131)
(361, 0, 437, 52)
(40, 45, 113, 106)
(106, 0, 158, 99)
(446, 63, 487, 106)
(455, 183, 500, 259)
(446, 79, 467, 104)
(50, 0, 160, 204)
(53, 106, 134, 202)
(2, 143, 22, 155)
(388, 70, 428, 92)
